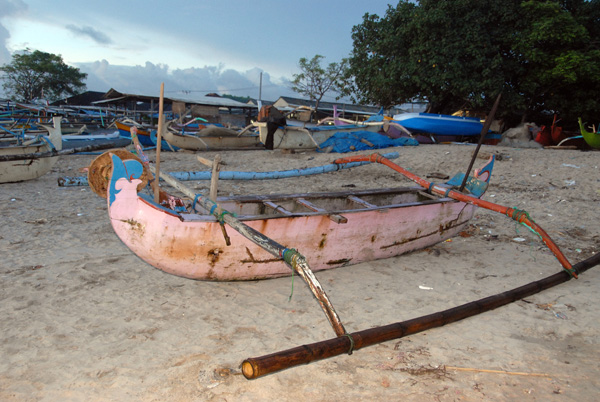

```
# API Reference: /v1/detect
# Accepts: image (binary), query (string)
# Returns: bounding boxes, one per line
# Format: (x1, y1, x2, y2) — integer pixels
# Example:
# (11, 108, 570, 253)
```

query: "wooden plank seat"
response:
(296, 198, 347, 224)
(346, 195, 377, 209)
(262, 201, 293, 216)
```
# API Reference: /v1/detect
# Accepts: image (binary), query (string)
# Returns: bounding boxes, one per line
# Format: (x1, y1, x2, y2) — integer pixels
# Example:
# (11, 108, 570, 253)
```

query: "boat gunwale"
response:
(134, 185, 460, 222)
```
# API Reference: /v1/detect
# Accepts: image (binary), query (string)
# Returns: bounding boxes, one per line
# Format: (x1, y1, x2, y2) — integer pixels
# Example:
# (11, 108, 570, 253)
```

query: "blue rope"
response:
(193, 194, 202, 208)
(39, 135, 56, 151)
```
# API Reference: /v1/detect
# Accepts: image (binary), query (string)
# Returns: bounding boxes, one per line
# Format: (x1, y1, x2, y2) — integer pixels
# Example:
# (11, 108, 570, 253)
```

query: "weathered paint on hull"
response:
(109, 177, 475, 281)
(0, 155, 60, 183)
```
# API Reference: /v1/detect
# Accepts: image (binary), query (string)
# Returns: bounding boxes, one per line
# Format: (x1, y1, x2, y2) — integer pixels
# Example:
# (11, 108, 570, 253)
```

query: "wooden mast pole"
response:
(458, 93, 501, 192)
(154, 83, 165, 203)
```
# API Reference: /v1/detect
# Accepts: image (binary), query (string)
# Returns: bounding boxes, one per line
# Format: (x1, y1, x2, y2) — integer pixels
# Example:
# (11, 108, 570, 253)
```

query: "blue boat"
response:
(392, 113, 483, 137)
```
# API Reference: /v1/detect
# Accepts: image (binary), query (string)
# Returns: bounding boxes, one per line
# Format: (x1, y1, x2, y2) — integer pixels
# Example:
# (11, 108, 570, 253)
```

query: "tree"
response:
(290, 55, 348, 120)
(0, 49, 87, 102)
(344, 0, 600, 126)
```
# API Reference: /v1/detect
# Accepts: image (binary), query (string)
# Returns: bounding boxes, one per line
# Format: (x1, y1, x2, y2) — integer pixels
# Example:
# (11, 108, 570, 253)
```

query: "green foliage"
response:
(345, 0, 600, 125)
(290, 55, 348, 115)
(221, 94, 252, 103)
(0, 49, 87, 102)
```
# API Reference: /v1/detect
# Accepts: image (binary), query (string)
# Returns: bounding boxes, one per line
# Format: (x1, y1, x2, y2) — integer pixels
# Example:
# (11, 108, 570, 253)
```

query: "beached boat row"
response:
(0, 116, 133, 183)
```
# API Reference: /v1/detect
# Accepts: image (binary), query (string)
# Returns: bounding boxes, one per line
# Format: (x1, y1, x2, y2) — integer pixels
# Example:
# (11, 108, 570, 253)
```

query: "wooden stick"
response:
(444, 366, 551, 378)
(237, 124, 254, 137)
(130, 126, 160, 196)
(241, 252, 600, 379)
(209, 154, 221, 202)
(197, 156, 214, 168)
(459, 93, 501, 192)
(298, 128, 321, 149)
(154, 83, 165, 203)
(147, 165, 346, 337)
(207, 154, 230, 245)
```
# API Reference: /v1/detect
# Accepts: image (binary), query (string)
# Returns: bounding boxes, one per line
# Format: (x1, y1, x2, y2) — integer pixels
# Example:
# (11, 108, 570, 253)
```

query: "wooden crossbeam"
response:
(263, 201, 293, 216)
(347, 195, 377, 209)
(296, 198, 347, 224)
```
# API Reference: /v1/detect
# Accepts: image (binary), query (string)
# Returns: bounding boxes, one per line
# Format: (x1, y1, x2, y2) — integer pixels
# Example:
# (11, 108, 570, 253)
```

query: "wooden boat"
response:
(60, 130, 132, 150)
(578, 118, 600, 149)
(252, 119, 384, 150)
(101, 152, 494, 281)
(115, 120, 170, 148)
(0, 116, 63, 183)
(162, 124, 263, 151)
(392, 113, 483, 137)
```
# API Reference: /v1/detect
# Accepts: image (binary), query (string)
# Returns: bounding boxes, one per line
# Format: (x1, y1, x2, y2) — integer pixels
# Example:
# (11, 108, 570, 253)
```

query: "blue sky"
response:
(0, 0, 394, 102)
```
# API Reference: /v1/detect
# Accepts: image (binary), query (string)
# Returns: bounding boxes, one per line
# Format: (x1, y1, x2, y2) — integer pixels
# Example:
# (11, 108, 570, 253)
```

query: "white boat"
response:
(252, 119, 384, 150)
(0, 116, 63, 183)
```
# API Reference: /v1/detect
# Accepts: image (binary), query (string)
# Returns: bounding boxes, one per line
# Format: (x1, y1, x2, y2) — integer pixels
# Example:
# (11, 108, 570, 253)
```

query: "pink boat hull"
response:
(109, 177, 477, 281)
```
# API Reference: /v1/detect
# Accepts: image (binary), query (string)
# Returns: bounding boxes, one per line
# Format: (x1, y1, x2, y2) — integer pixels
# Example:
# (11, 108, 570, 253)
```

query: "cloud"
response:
(65, 24, 113, 45)
(0, 0, 28, 66)
(77, 60, 296, 102)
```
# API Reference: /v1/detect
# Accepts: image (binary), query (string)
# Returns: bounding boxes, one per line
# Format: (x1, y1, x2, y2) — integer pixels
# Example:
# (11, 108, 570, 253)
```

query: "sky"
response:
(0, 0, 394, 102)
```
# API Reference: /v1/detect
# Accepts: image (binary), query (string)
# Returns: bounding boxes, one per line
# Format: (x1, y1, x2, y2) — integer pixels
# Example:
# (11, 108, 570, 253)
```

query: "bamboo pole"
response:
(444, 366, 551, 378)
(209, 154, 221, 202)
(298, 128, 321, 149)
(154, 83, 165, 203)
(241, 252, 600, 379)
(57, 151, 402, 187)
(459, 93, 501, 192)
(334, 153, 577, 279)
(147, 164, 347, 337)
(130, 126, 160, 196)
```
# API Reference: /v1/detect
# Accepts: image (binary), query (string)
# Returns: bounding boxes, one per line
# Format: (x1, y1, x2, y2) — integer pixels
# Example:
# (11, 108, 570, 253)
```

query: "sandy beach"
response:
(1, 143, 598, 401)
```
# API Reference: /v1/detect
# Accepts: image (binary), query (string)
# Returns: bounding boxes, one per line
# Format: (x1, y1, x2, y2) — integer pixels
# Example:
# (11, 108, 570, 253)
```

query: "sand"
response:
(1, 143, 599, 401)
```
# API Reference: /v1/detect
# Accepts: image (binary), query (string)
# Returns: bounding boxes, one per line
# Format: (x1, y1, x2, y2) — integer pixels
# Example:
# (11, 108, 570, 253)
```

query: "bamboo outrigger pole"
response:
(242, 252, 600, 379)
(147, 164, 347, 338)
(335, 154, 577, 278)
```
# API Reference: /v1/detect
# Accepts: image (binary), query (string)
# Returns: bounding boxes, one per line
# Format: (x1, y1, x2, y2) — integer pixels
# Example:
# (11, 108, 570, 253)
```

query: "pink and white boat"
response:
(105, 154, 494, 281)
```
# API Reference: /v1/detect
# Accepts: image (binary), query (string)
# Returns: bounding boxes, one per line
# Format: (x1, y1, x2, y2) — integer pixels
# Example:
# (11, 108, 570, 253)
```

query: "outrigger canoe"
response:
(101, 152, 494, 281)
(578, 118, 600, 149)
(162, 125, 263, 151)
(392, 112, 483, 137)
(0, 116, 63, 183)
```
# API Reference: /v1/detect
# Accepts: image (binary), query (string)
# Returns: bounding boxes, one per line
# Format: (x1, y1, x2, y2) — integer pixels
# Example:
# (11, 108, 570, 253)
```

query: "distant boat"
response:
(0, 116, 63, 183)
(252, 119, 384, 150)
(392, 113, 483, 137)
(115, 119, 174, 150)
(60, 130, 132, 150)
(162, 125, 263, 151)
(578, 118, 600, 149)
